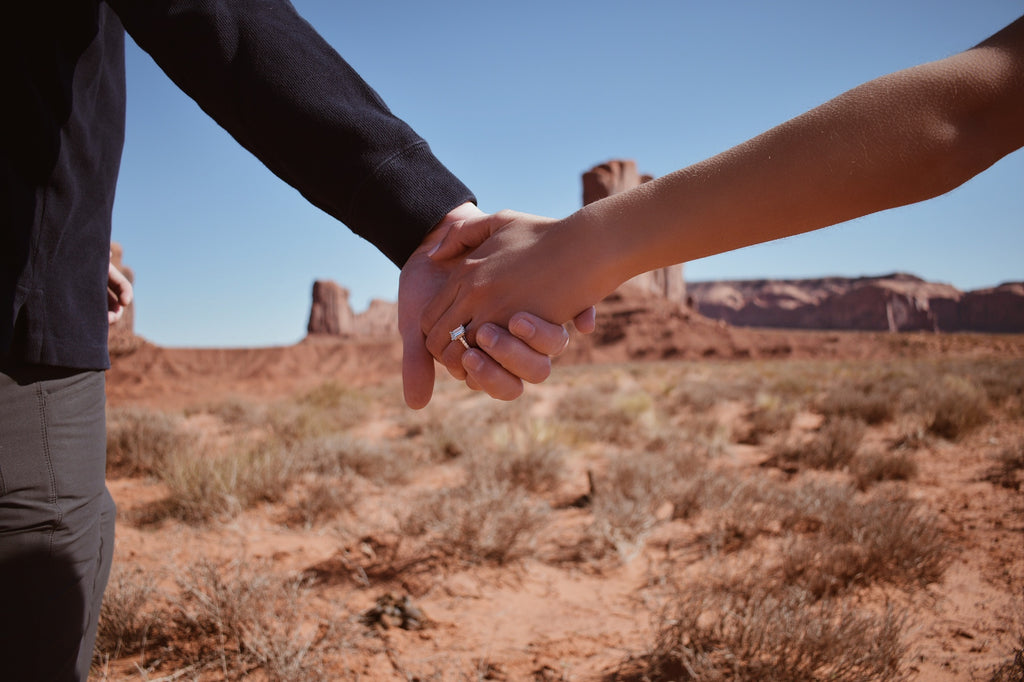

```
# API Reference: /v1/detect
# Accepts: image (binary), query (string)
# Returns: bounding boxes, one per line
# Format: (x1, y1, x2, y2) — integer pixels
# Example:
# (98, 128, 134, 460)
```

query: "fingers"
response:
(440, 337, 469, 381)
(572, 307, 597, 335)
(401, 318, 437, 410)
(473, 322, 555, 384)
(107, 261, 133, 307)
(107, 260, 134, 325)
(427, 211, 510, 262)
(421, 286, 463, 362)
(461, 347, 525, 401)
(507, 314, 571, 358)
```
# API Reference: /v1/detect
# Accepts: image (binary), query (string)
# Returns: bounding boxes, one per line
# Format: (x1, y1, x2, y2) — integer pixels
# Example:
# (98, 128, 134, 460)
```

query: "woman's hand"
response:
(419, 209, 613, 368)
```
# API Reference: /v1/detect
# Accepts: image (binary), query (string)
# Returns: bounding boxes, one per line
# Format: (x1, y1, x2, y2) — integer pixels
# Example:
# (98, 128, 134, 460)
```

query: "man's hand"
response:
(398, 203, 594, 409)
(419, 210, 612, 366)
(108, 257, 134, 324)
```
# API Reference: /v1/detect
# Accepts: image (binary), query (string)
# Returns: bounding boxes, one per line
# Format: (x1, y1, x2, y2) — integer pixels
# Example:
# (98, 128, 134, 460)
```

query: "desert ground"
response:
(95, 326, 1023, 681)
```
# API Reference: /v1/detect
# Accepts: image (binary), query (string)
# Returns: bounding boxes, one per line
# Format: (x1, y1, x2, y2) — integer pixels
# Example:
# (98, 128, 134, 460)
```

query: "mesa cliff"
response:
(688, 273, 1024, 333)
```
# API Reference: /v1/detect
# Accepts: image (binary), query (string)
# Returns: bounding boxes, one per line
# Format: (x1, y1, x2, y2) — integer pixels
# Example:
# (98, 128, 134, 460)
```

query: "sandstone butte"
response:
(108, 159, 1024, 353)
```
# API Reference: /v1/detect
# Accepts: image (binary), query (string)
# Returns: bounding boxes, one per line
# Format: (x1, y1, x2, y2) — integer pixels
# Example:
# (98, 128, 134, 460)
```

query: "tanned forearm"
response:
(420, 17, 1024, 347)
(580, 16, 1024, 290)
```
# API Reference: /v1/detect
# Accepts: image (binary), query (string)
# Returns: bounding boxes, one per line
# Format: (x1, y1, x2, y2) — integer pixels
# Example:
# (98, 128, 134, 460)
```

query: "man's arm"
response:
(111, 0, 471, 265)
(111, 0, 584, 405)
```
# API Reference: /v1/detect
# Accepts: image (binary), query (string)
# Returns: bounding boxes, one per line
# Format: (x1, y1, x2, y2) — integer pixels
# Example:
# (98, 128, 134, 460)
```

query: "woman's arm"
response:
(421, 15, 1024, 358)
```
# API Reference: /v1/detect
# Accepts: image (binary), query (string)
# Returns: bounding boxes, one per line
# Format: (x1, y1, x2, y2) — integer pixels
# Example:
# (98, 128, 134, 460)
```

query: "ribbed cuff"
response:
(346, 141, 476, 267)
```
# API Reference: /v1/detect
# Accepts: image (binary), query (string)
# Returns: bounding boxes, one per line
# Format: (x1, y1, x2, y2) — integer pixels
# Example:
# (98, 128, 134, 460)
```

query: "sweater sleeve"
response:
(109, 0, 475, 267)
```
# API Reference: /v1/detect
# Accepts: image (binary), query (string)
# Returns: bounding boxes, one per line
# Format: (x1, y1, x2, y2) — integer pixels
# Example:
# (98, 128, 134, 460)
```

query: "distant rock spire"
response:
(583, 160, 687, 305)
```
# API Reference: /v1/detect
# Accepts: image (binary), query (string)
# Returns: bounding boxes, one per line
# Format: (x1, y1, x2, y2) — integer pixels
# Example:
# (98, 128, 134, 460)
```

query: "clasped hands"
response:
(400, 203, 600, 409)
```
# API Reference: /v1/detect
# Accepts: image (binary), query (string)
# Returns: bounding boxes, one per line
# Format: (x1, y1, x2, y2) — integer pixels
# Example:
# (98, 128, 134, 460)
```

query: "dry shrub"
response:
(688, 473, 794, 554)
(989, 636, 1024, 682)
(628, 584, 908, 681)
(400, 470, 549, 566)
(771, 416, 865, 472)
(739, 392, 796, 445)
(818, 381, 896, 425)
(94, 565, 160, 662)
(662, 378, 724, 414)
(263, 381, 370, 446)
(106, 407, 196, 477)
(554, 384, 657, 446)
(783, 483, 947, 596)
(166, 559, 328, 681)
(160, 442, 294, 522)
(653, 412, 730, 464)
(464, 422, 565, 495)
(297, 434, 413, 485)
(414, 411, 491, 462)
(284, 475, 359, 527)
(891, 414, 931, 451)
(584, 454, 678, 561)
(984, 440, 1024, 491)
(853, 449, 918, 490)
(965, 358, 1024, 407)
(186, 396, 265, 427)
(923, 375, 990, 440)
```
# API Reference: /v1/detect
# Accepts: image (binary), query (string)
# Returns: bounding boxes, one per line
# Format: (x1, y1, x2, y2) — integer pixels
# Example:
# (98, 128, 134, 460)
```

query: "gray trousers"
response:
(0, 366, 115, 681)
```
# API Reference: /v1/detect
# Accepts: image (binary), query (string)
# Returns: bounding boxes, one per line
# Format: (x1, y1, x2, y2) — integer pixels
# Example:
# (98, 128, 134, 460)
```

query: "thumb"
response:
(428, 212, 506, 261)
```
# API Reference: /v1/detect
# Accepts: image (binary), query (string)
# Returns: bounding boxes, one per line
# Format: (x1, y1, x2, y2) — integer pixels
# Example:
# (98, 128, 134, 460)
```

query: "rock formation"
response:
(957, 283, 1024, 333)
(582, 160, 687, 304)
(307, 280, 354, 336)
(307, 280, 398, 337)
(688, 273, 1024, 333)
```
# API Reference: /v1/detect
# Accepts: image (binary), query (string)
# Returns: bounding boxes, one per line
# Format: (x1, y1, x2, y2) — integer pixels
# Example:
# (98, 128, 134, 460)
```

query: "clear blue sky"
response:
(112, 1, 1023, 348)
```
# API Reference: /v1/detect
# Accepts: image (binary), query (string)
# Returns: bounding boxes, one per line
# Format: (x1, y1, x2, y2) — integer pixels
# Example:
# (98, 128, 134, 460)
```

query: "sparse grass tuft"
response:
(464, 422, 565, 495)
(297, 434, 413, 485)
(584, 454, 677, 561)
(783, 483, 947, 596)
(693, 473, 794, 554)
(818, 380, 897, 425)
(167, 559, 329, 681)
(984, 438, 1024, 492)
(739, 392, 796, 445)
(924, 375, 990, 440)
(94, 566, 160, 663)
(106, 408, 196, 477)
(401, 469, 549, 566)
(626, 584, 909, 682)
(853, 448, 918, 490)
(771, 416, 865, 472)
(554, 383, 657, 446)
(988, 636, 1024, 682)
(159, 441, 294, 523)
(284, 475, 359, 527)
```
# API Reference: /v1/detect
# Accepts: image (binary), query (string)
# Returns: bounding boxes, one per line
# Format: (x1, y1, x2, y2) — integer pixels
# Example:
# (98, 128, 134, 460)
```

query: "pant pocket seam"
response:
(35, 383, 63, 553)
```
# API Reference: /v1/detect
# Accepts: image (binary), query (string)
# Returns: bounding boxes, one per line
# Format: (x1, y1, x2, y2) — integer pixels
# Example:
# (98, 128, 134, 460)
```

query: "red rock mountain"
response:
(688, 273, 1024, 333)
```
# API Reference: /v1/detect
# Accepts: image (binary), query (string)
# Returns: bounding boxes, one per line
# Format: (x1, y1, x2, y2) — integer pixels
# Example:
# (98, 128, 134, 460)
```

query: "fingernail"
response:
(477, 324, 499, 349)
(510, 316, 535, 339)
(463, 349, 484, 373)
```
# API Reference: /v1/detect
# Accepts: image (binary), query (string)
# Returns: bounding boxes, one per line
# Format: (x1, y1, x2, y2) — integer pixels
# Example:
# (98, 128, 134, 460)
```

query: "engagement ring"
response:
(450, 324, 470, 350)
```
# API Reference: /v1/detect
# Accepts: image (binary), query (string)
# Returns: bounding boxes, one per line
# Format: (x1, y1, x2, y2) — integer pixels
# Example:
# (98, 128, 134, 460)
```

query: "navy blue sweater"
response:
(1, 0, 474, 369)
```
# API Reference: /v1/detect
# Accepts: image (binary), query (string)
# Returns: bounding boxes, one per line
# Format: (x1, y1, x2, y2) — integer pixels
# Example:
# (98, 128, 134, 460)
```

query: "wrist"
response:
(434, 202, 484, 234)
(413, 202, 484, 257)
(561, 207, 632, 302)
